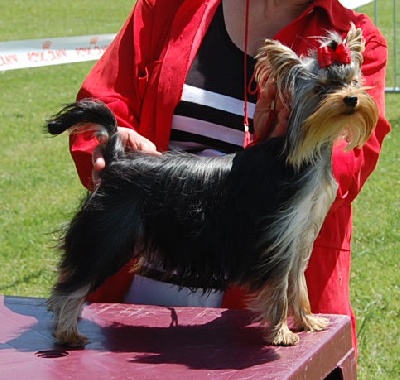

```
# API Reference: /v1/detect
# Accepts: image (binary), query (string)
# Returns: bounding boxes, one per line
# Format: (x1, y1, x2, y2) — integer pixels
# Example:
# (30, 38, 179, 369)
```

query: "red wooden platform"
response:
(0, 295, 356, 379)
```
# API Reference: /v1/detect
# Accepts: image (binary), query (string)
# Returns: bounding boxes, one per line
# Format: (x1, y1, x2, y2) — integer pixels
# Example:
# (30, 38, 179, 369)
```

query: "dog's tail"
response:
(46, 99, 125, 164)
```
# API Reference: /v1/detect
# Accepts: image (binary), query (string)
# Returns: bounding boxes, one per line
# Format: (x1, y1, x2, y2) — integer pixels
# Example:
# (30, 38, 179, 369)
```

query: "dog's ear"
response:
(344, 22, 365, 67)
(255, 39, 302, 84)
(255, 39, 305, 101)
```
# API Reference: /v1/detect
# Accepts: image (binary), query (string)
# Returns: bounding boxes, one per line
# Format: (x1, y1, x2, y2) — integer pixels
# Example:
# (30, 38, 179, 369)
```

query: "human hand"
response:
(92, 126, 160, 187)
(253, 79, 290, 141)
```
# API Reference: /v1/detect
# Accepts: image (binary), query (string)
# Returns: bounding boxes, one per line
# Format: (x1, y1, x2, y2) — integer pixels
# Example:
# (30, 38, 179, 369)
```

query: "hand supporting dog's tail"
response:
(47, 99, 161, 187)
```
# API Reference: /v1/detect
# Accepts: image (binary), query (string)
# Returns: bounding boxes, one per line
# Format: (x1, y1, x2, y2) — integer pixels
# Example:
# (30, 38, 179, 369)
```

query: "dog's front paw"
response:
(297, 314, 329, 332)
(265, 325, 300, 346)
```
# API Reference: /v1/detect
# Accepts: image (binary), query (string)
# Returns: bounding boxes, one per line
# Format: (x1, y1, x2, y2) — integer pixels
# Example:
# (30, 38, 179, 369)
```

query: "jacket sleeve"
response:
(69, 0, 157, 190)
(330, 24, 391, 210)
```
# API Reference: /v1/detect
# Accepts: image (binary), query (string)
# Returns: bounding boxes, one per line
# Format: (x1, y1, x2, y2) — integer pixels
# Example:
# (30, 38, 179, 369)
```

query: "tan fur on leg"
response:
(289, 262, 329, 332)
(47, 285, 90, 347)
(249, 279, 299, 346)
(266, 321, 299, 346)
(290, 273, 329, 332)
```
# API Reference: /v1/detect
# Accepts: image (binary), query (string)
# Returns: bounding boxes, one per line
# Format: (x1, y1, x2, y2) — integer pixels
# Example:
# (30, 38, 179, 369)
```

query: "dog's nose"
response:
(343, 95, 358, 108)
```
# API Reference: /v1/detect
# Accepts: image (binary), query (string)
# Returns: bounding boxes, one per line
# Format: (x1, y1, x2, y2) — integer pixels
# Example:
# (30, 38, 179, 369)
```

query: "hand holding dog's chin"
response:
(118, 126, 161, 155)
(91, 126, 161, 187)
(254, 80, 290, 141)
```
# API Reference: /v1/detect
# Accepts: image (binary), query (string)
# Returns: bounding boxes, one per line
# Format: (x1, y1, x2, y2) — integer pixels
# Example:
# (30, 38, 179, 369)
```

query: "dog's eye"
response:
(313, 85, 324, 94)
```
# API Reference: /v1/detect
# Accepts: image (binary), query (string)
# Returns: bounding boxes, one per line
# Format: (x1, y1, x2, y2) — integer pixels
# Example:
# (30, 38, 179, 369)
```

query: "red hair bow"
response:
(317, 43, 352, 68)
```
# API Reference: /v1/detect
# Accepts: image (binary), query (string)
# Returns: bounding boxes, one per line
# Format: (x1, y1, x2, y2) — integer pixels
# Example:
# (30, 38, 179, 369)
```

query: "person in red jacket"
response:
(69, 0, 390, 350)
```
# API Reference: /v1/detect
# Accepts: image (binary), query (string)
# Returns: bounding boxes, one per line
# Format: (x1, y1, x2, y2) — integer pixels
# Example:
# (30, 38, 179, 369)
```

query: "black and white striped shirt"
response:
(169, 4, 257, 156)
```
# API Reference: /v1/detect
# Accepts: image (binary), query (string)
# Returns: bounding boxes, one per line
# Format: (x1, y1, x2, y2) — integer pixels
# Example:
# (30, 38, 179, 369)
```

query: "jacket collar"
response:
(309, 0, 354, 32)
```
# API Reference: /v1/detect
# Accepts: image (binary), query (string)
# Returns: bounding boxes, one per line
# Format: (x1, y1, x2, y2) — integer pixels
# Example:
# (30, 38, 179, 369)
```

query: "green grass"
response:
(357, 1, 399, 90)
(0, 0, 135, 298)
(0, 1, 399, 378)
(351, 93, 400, 378)
(351, 3, 400, 373)
(0, 0, 132, 40)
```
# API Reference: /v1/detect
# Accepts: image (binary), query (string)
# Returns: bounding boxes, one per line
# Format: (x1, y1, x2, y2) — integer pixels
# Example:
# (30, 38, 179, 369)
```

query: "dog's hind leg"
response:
(48, 195, 143, 347)
(47, 284, 90, 347)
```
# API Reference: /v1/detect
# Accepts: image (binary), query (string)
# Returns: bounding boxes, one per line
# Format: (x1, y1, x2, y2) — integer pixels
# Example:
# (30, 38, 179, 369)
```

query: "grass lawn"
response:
(0, 1, 399, 378)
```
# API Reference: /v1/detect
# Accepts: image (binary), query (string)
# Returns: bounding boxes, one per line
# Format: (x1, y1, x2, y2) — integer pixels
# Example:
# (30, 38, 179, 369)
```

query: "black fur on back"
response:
(47, 100, 310, 295)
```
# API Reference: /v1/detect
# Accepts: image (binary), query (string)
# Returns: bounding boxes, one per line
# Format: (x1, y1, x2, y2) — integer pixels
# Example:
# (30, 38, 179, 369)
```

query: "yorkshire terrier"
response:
(46, 23, 377, 347)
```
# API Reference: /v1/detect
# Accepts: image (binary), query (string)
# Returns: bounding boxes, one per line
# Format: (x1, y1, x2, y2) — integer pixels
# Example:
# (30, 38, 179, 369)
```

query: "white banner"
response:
(0, 34, 116, 72)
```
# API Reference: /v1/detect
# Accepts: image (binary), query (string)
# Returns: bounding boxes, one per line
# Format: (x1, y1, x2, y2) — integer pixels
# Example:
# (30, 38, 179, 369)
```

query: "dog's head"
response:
(255, 23, 378, 168)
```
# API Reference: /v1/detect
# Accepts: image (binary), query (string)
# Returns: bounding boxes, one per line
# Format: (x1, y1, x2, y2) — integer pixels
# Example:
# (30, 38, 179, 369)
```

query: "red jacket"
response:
(71, 0, 390, 345)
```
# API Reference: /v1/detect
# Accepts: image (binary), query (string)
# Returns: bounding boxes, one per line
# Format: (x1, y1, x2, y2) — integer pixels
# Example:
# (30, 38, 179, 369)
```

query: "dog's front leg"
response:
(288, 175, 336, 332)
(289, 261, 329, 333)
(251, 279, 300, 346)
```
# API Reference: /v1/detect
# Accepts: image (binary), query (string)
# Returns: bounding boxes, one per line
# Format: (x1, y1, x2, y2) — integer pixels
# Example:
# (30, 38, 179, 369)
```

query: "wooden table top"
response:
(0, 295, 355, 379)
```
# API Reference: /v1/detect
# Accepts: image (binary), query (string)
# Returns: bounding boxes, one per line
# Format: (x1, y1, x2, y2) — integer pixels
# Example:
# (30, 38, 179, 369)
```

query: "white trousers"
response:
(124, 274, 224, 308)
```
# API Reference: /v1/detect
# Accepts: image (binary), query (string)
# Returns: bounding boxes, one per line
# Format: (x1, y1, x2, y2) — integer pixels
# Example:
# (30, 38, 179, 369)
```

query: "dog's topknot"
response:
(317, 23, 365, 69)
